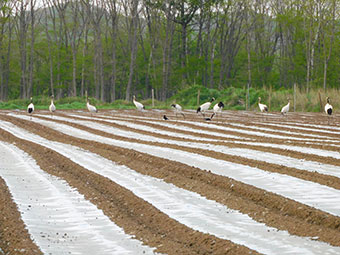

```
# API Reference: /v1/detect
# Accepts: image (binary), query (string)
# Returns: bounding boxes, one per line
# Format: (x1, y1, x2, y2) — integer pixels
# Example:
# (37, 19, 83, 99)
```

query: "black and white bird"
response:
(204, 115, 214, 121)
(163, 115, 169, 120)
(281, 99, 290, 115)
(171, 103, 185, 118)
(27, 97, 34, 117)
(211, 101, 224, 120)
(86, 92, 98, 114)
(197, 97, 215, 117)
(258, 97, 268, 112)
(325, 97, 333, 116)
(49, 95, 56, 115)
(133, 95, 145, 111)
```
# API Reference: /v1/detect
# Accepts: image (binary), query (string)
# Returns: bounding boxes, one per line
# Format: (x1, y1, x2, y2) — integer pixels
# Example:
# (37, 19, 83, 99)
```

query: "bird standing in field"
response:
(197, 97, 215, 117)
(133, 95, 145, 111)
(325, 97, 333, 118)
(49, 95, 56, 116)
(211, 101, 224, 121)
(281, 98, 290, 116)
(324, 97, 333, 124)
(258, 97, 268, 112)
(27, 97, 34, 119)
(171, 103, 185, 119)
(85, 91, 98, 115)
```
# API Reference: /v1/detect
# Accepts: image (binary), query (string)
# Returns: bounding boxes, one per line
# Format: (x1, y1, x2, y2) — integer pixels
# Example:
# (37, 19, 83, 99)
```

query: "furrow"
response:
(1, 121, 340, 254)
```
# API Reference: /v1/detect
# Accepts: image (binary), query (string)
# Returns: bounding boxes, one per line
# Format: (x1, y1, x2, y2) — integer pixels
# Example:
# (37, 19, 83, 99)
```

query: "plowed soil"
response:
(0, 109, 340, 254)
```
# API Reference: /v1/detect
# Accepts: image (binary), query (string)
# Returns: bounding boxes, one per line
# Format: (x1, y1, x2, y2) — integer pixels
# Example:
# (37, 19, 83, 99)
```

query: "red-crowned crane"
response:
(171, 103, 185, 119)
(258, 97, 268, 112)
(27, 97, 34, 119)
(197, 97, 215, 117)
(325, 97, 333, 123)
(325, 97, 333, 116)
(133, 95, 145, 111)
(211, 101, 224, 121)
(281, 99, 290, 116)
(85, 91, 98, 115)
(49, 95, 56, 116)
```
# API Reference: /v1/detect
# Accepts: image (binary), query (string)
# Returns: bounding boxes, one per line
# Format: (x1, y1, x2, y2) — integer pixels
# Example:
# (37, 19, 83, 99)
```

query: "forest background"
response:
(0, 0, 339, 112)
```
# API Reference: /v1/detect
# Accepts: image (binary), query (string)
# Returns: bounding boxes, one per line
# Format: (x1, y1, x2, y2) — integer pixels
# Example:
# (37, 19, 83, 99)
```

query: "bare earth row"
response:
(0, 109, 340, 254)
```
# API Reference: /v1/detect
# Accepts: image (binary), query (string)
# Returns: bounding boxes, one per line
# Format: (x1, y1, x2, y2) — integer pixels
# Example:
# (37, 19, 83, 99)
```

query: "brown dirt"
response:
(0, 109, 340, 254)
(0, 177, 42, 254)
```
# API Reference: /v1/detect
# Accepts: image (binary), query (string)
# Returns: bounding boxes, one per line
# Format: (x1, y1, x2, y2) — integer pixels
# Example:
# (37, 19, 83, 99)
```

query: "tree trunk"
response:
(17, 1, 28, 99)
(106, 0, 119, 102)
(125, 0, 139, 101)
(44, 6, 54, 95)
(27, 0, 36, 98)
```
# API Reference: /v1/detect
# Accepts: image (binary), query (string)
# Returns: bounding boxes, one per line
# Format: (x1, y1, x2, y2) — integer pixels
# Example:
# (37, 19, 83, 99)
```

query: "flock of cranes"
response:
(258, 97, 291, 115)
(26, 94, 334, 121)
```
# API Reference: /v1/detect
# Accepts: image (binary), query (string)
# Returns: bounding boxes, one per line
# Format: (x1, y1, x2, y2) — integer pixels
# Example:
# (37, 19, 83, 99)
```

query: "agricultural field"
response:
(0, 108, 340, 254)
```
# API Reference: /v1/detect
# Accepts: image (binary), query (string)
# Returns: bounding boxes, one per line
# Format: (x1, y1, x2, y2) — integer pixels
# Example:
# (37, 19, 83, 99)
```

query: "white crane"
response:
(171, 103, 185, 118)
(325, 97, 333, 116)
(281, 99, 290, 115)
(258, 97, 268, 112)
(49, 95, 56, 115)
(197, 97, 215, 117)
(211, 101, 224, 120)
(85, 91, 98, 114)
(133, 95, 145, 111)
(27, 97, 34, 118)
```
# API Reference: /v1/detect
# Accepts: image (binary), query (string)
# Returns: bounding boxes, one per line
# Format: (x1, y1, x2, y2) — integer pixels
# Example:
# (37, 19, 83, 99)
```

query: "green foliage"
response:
(167, 85, 270, 110)
(2, 0, 340, 105)
(1, 87, 339, 112)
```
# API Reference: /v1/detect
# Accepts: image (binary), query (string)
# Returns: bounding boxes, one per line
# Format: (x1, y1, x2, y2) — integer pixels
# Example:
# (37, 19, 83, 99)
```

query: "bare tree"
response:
(105, 0, 119, 102)
(26, 0, 40, 98)
(217, 0, 246, 89)
(73, 0, 90, 98)
(125, 0, 140, 101)
(50, 0, 70, 98)
(0, 0, 13, 100)
(172, 0, 199, 84)
(319, 0, 337, 90)
(14, 0, 29, 98)
(43, 0, 54, 95)
(303, 0, 322, 93)
(161, 0, 175, 100)
(69, 0, 85, 97)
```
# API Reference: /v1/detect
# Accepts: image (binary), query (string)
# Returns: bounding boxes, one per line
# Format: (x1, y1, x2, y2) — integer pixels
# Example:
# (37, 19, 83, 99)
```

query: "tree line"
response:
(0, 0, 339, 102)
